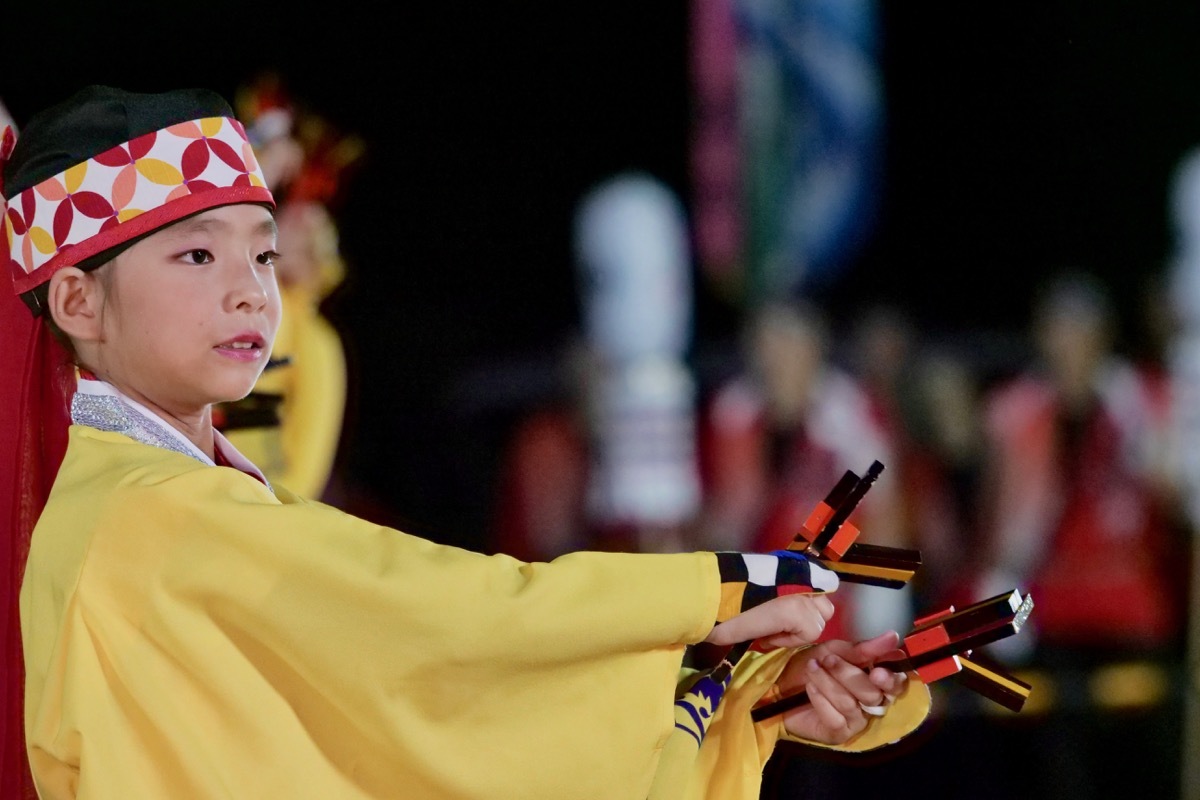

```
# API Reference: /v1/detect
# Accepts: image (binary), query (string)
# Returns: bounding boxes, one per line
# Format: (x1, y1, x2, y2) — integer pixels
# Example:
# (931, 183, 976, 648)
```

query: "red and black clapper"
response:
(750, 588, 1037, 721)
(710, 460, 919, 685)
(789, 460, 922, 589)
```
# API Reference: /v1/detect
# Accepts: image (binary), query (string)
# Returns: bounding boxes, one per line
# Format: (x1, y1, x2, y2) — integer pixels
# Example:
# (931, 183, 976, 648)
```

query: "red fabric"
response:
(1029, 403, 1179, 646)
(489, 407, 589, 561)
(0, 284, 72, 799)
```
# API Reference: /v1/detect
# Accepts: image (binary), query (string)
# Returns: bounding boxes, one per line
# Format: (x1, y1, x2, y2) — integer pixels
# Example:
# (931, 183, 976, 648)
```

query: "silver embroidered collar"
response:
(71, 378, 271, 489)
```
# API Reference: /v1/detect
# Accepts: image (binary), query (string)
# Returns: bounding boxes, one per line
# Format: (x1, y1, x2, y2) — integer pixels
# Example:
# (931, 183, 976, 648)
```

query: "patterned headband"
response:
(1, 115, 273, 295)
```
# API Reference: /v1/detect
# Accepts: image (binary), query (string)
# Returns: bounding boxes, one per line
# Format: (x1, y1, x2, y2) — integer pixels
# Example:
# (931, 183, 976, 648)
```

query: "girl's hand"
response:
(704, 593, 835, 649)
(774, 631, 909, 744)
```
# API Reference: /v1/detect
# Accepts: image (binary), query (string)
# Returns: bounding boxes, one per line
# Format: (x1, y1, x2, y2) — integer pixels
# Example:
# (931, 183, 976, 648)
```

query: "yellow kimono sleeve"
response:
(648, 648, 931, 800)
(23, 429, 723, 799)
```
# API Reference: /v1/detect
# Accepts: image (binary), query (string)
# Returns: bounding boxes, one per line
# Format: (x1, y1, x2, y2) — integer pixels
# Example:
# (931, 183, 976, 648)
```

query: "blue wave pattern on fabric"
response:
(674, 672, 733, 746)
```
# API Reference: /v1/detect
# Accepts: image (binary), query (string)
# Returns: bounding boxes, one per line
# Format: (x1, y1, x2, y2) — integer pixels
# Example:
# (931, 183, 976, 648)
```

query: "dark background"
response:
(6, 1, 1200, 549)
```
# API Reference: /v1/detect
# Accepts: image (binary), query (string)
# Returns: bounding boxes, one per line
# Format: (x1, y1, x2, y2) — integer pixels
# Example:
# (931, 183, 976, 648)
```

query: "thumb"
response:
(849, 630, 904, 666)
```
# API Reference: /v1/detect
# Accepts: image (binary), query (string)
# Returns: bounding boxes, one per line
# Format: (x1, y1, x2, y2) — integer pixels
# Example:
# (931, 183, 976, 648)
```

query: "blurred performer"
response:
(492, 173, 703, 559)
(698, 298, 911, 643)
(847, 306, 987, 612)
(1166, 147, 1200, 525)
(977, 272, 1181, 656)
(572, 172, 703, 553)
(896, 349, 987, 611)
(975, 271, 1184, 799)
(1165, 146, 1200, 800)
(213, 74, 363, 500)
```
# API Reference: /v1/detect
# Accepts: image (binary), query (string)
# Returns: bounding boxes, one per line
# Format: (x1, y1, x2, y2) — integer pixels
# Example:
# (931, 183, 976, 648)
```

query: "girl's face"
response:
(91, 203, 282, 420)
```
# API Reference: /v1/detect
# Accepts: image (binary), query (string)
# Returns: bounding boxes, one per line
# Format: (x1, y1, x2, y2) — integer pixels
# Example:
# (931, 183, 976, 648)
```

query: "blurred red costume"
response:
(979, 367, 1182, 651)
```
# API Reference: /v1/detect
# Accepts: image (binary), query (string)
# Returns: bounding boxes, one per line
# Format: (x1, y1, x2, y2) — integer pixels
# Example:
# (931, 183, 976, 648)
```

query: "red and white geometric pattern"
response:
(2, 116, 273, 293)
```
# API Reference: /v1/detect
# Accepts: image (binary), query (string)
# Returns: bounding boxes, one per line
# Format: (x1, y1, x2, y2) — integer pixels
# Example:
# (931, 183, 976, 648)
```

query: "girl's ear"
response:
(46, 267, 105, 342)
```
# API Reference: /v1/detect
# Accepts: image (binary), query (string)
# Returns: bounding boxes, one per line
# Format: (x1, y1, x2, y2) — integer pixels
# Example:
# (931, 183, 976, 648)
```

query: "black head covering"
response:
(3, 86, 234, 198)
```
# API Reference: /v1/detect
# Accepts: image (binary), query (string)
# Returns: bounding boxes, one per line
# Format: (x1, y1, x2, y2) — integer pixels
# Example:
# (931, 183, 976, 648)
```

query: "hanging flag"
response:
(690, 0, 884, 307)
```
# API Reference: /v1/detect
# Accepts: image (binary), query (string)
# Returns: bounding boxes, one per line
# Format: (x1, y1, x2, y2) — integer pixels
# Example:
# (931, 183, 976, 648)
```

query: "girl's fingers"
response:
(759, 598, 832, 649)
(846, 630, 904, 666)
(871, 666, 908, 703)
(802, 665, 867, 737)
(819, 654, 886, 708)
(812, 593, 836, 620)
(776, 639, 911, 743)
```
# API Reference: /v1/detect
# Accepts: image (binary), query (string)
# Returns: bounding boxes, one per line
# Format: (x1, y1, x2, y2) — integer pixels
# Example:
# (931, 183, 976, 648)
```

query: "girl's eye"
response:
(258, 250, 281, 267)
(184, 249, 213, 265)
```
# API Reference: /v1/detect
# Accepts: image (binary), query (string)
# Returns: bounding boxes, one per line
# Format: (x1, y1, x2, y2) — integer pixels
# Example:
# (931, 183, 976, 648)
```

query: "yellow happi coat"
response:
(21, 392, 928, 799)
